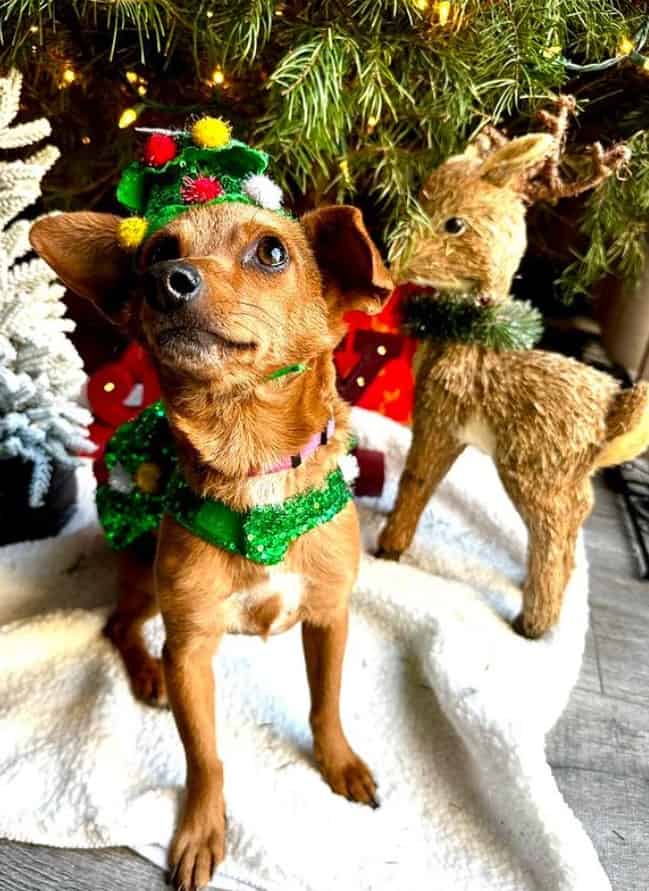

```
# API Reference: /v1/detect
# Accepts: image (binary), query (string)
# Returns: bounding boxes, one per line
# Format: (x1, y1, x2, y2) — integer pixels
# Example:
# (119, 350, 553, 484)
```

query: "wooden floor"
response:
(0, 478, 647, 890)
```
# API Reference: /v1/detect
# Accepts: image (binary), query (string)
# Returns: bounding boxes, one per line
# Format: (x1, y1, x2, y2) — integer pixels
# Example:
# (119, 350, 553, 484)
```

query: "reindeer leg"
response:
(502, 474, 594, 638)
(377, 434, 464, 560)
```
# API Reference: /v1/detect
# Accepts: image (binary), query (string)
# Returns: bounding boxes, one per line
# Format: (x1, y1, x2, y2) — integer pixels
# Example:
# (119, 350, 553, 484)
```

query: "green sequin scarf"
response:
(96, 402, 352, 565)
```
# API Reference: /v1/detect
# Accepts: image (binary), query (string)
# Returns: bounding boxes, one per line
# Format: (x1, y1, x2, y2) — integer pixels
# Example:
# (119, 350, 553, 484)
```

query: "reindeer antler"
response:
(472, 124, 510, 159)
(522, 94, 630, 204)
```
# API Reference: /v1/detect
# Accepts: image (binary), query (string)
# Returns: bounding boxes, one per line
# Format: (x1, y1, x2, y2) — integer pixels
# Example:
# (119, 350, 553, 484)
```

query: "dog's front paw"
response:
(169, 802, 226, 890)
(130, 656, 168, 707)
(319, 749, 379, 809)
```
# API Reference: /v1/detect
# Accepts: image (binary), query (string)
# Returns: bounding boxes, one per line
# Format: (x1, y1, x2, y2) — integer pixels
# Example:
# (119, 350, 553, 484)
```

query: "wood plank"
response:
(547, 688, 649, 780)
(575, 624, 603, 695)
(551, 768, 649, 891)
(0, 842, 168, 891)
(588, 585, 649, 705)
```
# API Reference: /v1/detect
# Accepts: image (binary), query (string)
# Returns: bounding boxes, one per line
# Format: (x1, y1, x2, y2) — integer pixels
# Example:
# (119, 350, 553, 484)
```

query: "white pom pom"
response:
(243, 173, 283, 210)
(108, 461, 134, 494)
(338, 453, 360, 485)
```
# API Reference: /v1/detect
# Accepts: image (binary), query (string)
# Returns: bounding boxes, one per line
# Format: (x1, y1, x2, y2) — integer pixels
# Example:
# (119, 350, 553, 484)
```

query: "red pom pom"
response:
(143, 132, 177, 167)
(180, 174, 224, 204)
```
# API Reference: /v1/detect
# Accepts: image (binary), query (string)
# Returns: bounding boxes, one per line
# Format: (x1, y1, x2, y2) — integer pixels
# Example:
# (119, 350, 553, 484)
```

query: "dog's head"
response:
(30, 203, 392, 393)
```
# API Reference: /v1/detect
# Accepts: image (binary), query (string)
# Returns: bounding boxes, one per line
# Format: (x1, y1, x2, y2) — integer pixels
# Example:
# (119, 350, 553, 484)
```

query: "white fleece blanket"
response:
(0, 407, 609, 891)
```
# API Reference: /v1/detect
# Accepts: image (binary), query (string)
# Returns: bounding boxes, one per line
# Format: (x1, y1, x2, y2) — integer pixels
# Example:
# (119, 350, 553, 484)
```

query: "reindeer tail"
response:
(596, 381, 649, 469)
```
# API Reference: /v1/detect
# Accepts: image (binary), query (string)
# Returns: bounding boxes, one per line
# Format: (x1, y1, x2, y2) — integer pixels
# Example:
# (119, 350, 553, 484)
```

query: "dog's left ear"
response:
(301, 205, 393, 315)
(30, 212, 132, 323)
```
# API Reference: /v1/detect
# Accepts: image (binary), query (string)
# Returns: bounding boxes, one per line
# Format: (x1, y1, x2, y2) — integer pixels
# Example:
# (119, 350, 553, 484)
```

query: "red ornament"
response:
(86, 342, 161, 483)
(143, 132, 177, 167)
(334, 287, 417, 424)
(180, 174, 224, 204)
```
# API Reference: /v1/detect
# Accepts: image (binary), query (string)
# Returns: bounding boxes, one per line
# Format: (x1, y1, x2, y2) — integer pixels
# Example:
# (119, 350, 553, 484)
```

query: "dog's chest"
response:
(224, 568, 304, 636)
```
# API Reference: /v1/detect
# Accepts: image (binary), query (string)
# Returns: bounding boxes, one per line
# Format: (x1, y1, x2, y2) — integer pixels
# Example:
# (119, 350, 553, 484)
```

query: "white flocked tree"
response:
(0, 69, 92, 506)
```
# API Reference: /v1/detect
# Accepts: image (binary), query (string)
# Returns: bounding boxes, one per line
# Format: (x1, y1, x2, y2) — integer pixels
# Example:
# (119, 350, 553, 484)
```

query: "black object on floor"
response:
(0, 457, 77, 545)
(605, 460, 649, 579)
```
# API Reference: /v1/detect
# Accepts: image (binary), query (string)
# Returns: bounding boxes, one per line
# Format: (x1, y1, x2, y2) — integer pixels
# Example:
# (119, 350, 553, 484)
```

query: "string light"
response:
(125, 71, 138, 84)
(81, 135, 91, 145)
(618, 35, 634, 56)
(29, 25, 38, 33)
(435, 1, 451, 26)
(368, 115, 378, 127)
(137, 84, 147, 96)
(206, 10, 214, 17)
(414, 0, 429, 10)
(118, 107, 139, 129)
(211, 67, 225, 85)
(61, 67, 77, 86)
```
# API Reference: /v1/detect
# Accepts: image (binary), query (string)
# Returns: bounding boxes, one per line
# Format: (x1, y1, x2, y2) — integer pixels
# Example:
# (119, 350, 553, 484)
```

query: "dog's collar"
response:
(249, 418, 335, 476)
(96, 401, 352, 562)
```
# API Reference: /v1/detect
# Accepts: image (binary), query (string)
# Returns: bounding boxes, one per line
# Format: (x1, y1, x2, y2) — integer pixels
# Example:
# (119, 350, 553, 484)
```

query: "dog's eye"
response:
(255, 236, 288, 270)
(140, 235, 181, 270)
(443, 217, 466, 235)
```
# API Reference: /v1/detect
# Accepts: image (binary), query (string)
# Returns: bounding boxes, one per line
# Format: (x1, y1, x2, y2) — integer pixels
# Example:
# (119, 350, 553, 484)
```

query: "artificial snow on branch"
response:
(0, 69, 93, 507)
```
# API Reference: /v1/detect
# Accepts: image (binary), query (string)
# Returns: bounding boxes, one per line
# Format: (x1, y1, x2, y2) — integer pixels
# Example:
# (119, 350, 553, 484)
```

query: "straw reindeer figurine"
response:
(377, 96, 649, 639)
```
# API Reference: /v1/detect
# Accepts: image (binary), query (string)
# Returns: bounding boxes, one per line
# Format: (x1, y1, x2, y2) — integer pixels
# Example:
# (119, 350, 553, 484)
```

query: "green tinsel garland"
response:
(96, 401, 352, 564)
(401, 292, 544, 351)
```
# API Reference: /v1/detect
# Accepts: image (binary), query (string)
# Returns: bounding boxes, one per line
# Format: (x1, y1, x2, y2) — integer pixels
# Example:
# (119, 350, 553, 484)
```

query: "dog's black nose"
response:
(145, 261, 202, 312)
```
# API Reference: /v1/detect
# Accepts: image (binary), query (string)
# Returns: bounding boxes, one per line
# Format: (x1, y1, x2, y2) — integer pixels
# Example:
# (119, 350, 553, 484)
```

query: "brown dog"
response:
(30, 202, 393, 890)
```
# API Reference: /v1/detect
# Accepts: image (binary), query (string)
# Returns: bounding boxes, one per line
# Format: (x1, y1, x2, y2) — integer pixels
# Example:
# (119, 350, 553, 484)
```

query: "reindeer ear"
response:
(29, 212, 132, 322)
(301, 205, 393, 315)
(479, 133, 554, 187)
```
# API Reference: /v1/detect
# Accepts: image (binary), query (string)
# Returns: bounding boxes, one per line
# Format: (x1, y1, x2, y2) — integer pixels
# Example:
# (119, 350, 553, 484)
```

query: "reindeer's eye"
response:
(443, 217, 467, 235)
(254, 236, 289, 270)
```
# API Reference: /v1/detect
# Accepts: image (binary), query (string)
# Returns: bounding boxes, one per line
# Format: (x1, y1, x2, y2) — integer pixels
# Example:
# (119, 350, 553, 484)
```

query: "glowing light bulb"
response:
(618, 36, 634, 56)
(368, 115, 379, 127)
(211, 67, 225, 85)
(118, 107, 138, 129)
(414, 0, 429, 9)
(29, 25, 38, 33)
(125, 71, 138, 84)
(62, 67, 77, 85)
(206, 10, 214, 17)
(81, 135, 91, 145)
(137, 84, 147, 96)
(436, 1, 451, 26)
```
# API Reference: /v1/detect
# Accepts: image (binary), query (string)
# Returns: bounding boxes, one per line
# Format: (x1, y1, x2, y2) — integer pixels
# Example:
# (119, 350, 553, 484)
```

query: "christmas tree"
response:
(0, 69, 92, 506)
(1, 2, 648, 305)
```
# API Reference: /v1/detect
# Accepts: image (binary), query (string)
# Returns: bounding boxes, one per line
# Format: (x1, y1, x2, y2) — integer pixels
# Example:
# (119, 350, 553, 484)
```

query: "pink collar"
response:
(248, 418, 335, 477)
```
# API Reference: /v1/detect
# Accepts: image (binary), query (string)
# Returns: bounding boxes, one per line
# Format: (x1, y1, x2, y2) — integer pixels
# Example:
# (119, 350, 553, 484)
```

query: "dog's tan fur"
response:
(30, 202, 392, 890)
(377, 118, 649, 639)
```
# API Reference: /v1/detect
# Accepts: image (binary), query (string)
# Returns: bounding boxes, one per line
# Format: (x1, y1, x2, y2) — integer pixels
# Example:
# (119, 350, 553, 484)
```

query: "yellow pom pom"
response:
(117, 217, 148, 251)
(191, 116, 232, 149)
(134, 462, 161, 494)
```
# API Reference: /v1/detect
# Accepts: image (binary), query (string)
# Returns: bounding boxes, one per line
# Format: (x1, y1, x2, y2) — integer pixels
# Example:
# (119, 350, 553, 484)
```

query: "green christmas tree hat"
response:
(116, 116, 284, 251)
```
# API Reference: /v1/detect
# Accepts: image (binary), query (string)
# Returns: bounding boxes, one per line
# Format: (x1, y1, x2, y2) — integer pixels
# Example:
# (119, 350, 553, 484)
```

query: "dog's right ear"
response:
(29, 212, 132, 322)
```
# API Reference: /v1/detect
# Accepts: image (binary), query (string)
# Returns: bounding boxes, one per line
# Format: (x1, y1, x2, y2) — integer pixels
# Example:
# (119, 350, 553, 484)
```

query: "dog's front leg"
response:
(162, 628, 225, 891)
(302, 608, 378, 808)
